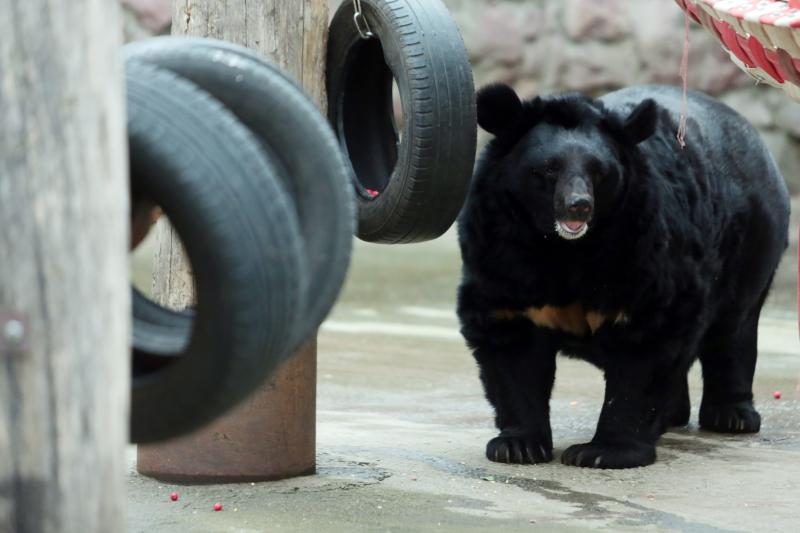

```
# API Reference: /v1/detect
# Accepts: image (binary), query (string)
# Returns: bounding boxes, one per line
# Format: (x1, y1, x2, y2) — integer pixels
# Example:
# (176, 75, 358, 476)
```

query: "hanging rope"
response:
(677, 8, 690, 149)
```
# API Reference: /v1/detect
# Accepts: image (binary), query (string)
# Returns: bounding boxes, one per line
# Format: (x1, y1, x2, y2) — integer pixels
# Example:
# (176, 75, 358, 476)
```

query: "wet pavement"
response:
(128, 206, 800, 532)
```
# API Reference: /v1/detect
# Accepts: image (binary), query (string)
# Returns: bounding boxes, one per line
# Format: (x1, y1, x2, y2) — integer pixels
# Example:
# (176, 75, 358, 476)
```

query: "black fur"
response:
(457, 84, 790, 469)
(476, 83, 523, 135)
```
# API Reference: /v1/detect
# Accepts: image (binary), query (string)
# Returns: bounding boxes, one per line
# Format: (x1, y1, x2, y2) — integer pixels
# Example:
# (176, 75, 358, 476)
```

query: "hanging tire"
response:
(327, 0, 477, 243)
(126, 60, 306, 443)
(125, 37, 356, 349)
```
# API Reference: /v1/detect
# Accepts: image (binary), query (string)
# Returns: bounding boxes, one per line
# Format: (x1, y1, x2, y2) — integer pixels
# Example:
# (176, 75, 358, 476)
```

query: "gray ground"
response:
(128, 202, 800, 533)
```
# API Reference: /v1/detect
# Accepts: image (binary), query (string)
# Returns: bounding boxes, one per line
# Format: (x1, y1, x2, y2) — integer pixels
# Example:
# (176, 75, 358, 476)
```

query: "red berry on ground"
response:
(170, 492, 179, 502)
(214, 503, 223, 512)
(773, 391, 782, 399)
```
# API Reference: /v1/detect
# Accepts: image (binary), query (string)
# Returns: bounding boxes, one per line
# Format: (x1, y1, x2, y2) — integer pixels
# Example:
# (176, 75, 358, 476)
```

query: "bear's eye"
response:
(586, 160, 607, 183)
(533, 167, 556, 182)
(535, 161, 558, 180)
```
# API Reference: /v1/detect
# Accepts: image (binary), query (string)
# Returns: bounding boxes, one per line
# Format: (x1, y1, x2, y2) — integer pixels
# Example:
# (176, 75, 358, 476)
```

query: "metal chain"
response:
(352, 0, 374, 39)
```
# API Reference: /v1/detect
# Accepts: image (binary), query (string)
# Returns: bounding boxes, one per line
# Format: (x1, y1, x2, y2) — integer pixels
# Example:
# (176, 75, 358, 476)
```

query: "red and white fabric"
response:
(676, 0, 800, 101)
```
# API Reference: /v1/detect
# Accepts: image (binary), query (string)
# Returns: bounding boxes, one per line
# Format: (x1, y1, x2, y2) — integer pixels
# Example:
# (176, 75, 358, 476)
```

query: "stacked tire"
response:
(128, 0, 478, 441)
(125, 38, 355, 443)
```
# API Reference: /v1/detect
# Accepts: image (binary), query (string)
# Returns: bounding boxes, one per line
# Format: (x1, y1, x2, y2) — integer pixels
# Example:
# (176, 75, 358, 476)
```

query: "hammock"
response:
(676, 0, 800, 101)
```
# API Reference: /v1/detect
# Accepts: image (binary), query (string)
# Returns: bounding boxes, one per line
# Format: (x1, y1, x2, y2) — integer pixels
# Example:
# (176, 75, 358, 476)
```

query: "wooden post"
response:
(0, 1, 129, 531)
(137, 0, 328, 482)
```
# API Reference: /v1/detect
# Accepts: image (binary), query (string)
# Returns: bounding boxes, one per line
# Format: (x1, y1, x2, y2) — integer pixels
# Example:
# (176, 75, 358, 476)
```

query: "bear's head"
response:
(476, 84, 659, 241)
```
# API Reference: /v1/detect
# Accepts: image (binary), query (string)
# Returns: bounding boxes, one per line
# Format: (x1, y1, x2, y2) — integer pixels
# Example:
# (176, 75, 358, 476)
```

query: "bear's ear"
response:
(622, 99, 659, 145)
(476, 83, 524, 135)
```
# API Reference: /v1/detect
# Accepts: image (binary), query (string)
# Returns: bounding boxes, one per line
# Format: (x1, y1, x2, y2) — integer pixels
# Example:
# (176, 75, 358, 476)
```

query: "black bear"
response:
(457, 84, 790, 469)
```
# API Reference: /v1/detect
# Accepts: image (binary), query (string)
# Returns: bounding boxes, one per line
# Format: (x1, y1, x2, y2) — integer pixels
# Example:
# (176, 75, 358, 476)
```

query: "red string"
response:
(677, 8, 691, 149)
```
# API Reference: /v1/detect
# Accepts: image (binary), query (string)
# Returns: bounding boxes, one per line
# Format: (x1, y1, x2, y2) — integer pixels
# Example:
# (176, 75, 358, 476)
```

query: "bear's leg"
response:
(664, 374, 691, 431)
(477, 347, 556, 464)
(470, 322, 558, 464)
(698, 312, 761, 433)
(561, 358, 682, 469)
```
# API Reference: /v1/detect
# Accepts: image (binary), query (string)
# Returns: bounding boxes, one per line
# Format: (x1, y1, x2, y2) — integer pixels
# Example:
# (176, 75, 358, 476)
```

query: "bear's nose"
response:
(566, 194, 593, 217)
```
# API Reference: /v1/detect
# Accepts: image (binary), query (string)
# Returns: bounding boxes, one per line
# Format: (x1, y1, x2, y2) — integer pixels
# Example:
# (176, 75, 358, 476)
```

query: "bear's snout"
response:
(555, 176, 593, 214)
(566, 193, 593, 219)
(554, 176, 593, 240)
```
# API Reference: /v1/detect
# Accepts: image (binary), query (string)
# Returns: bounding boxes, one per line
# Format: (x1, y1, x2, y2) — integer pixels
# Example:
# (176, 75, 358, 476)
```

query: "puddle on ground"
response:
(326, 445, 740, 533)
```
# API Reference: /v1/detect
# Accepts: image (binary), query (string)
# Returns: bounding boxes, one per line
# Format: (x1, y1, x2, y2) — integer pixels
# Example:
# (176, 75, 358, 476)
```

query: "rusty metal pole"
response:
(136, 0, 328, 482)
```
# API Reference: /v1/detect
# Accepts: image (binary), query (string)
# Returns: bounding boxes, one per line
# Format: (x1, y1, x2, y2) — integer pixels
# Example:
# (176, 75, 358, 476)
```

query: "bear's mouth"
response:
(555, 220, 589, 240)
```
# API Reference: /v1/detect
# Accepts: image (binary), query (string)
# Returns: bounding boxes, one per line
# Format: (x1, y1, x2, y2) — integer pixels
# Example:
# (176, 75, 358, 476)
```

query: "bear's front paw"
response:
(561, 441, 656, 469)
(486, 431, 552, 464)
(699, 400, 761, 433)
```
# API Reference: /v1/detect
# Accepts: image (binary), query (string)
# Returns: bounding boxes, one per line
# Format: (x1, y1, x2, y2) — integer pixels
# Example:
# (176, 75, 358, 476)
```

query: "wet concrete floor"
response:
(128, 208, 800, 532)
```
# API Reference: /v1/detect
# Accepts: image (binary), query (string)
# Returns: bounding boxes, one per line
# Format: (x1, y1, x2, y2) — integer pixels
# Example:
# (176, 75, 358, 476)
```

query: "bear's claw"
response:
(561, 441, 656, 469)
(486, 433, 552, 464)
(699, 400, 761, 433)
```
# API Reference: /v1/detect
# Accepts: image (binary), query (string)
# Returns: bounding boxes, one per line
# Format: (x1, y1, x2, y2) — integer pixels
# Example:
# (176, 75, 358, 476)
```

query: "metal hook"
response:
(352, 0, 374, 40)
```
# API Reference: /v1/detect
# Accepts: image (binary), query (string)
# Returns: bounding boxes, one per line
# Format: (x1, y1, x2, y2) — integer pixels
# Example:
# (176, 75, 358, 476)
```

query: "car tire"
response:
(126, 37, 356, 348)
(126, 60, 305, 443)
(327, 0, 477, 243)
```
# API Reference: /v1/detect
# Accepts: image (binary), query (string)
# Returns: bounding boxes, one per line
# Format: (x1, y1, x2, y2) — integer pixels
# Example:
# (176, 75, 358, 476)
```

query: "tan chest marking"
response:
(525, 304, 589, 336)
(493, 305, 629, 336)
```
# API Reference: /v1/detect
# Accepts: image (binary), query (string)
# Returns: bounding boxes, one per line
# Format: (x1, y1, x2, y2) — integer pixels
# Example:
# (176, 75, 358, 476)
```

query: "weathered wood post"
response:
(0, 1, 129, 531)
(137, 0, 328, 481)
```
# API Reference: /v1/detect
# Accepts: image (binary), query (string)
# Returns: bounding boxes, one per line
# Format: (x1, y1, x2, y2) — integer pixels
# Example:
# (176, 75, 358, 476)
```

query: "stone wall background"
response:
(442, 0, 800, 192)
(124, 0, 800, 192)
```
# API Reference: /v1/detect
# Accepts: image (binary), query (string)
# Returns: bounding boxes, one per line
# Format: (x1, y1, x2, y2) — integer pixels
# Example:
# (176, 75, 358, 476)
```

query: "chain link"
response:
(352, 0, 374, 39)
